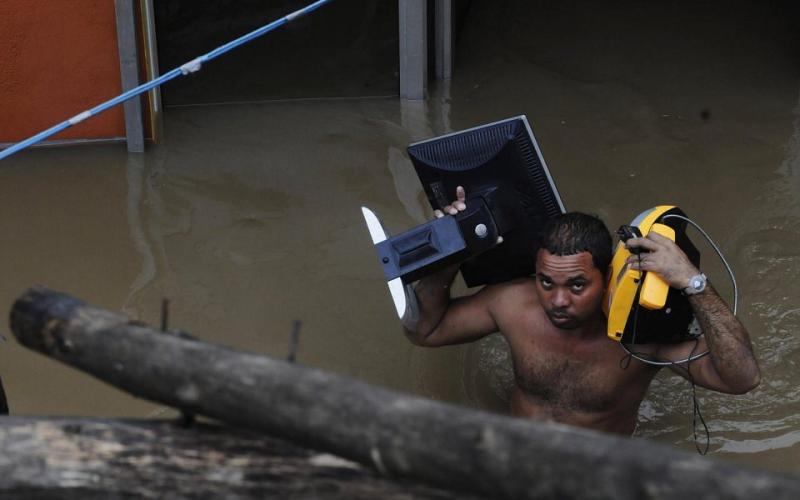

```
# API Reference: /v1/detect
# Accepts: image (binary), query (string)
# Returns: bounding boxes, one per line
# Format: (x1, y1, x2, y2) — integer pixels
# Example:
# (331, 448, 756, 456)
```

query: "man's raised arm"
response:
(403, 185, 502, 347)
(403, 266, 501, 347)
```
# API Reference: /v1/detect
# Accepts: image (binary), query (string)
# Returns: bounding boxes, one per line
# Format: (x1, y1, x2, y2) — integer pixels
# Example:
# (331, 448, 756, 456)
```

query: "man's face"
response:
(534, 249, 606, 330)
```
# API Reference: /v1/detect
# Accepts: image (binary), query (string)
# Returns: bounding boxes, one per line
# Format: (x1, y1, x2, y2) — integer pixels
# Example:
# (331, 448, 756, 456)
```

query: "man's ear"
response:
(605, 265, 613, 287)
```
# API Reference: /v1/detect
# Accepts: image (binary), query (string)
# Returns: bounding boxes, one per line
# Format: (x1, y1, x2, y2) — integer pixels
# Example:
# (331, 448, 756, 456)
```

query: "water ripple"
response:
(716, 431, 800, 454)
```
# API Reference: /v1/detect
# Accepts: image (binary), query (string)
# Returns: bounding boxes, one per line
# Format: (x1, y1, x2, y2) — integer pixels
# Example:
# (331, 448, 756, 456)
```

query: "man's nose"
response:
(551, 288, 570, 308)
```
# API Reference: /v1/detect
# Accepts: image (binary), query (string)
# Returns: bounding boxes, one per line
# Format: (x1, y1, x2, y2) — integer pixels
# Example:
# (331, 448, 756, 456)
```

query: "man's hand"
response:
(624, 232, 698, 289)
(433, 185, 467, 218)
(433, 185, 503, 244)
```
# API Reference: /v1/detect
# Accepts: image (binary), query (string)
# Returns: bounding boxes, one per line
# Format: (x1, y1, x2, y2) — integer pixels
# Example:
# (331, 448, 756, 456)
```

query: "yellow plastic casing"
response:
(603, 206, 676, 342)
(603, 241, 640, 342)
(639, 223, 675, 310)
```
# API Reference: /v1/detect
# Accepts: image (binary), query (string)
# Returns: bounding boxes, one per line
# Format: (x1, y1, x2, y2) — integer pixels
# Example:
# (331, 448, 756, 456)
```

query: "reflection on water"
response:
(0, 0, 798, 476)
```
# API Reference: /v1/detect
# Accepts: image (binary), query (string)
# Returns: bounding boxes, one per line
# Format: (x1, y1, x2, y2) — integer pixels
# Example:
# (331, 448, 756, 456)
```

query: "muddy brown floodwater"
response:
(1, 0, 799, 477)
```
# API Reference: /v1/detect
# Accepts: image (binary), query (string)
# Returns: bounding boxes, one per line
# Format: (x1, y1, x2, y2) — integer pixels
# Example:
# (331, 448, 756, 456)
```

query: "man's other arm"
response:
(657, 284, 760, 394)
(627, 233, 760, 394)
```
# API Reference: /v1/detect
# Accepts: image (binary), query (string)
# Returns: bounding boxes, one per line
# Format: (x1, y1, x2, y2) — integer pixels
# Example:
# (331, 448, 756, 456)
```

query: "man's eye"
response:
(540, 278, 552, 288)
(571, 283, 586, 292)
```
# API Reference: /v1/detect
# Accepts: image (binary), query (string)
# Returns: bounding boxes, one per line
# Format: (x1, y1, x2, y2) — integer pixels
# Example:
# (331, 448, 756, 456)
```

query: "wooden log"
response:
(0, 417, 473, 499)
(10, 287, 800, 499)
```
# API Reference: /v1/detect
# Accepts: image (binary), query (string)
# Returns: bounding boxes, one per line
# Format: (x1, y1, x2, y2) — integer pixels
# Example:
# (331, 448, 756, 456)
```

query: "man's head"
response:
(535, 213, 613, 330)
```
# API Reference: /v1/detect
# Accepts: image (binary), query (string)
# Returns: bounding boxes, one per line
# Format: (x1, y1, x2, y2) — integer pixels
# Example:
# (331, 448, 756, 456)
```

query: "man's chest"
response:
(503, 327, 653, 413)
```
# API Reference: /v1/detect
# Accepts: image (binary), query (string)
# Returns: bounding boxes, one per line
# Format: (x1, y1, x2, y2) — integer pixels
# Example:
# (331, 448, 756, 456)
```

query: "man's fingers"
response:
(434, 205, 460, 217)
(647, 232, 672, 244)
(434, 187, 467, 219)
(454, 186, 466, 210)
(456, 185, 466, 203)
(626, 255, 650, 267)
(625, 236, 657, 252)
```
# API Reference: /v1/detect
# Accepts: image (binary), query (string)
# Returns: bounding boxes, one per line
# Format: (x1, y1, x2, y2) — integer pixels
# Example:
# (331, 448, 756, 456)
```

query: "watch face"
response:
(688, 274, 707, 293)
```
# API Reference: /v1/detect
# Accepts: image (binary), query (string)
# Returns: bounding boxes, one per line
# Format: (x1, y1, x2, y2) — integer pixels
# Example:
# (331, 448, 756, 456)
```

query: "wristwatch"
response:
(683, 273, 707, 295)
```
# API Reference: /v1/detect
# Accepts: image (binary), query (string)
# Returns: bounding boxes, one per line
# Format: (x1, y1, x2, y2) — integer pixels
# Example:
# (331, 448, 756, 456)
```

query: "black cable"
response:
(685, 338, 710, 455)
(619, 347, 633, 370)
(617, 252, 710, 454)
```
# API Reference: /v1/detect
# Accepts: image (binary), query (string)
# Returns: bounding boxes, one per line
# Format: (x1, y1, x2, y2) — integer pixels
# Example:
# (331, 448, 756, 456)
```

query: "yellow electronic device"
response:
(639, 223, 674, 309)
(603, 206, 700, 344)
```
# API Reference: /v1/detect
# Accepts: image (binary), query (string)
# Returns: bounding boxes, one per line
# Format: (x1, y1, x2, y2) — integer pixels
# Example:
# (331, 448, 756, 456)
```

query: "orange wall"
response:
(0, 0, 125, 143)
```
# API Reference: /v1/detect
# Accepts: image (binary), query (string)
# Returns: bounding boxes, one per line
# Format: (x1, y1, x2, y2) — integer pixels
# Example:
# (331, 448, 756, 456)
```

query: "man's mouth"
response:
(547, 310, 576, 327)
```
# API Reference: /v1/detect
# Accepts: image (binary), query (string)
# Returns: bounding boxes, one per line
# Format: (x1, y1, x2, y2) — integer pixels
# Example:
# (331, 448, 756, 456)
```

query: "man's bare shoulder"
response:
(483, 277, 540, 311)
(493, 276, 538, 291)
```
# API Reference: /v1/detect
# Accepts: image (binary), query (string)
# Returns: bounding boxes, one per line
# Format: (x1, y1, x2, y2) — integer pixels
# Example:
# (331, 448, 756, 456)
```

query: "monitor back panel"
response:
(408, 116, 565, 287)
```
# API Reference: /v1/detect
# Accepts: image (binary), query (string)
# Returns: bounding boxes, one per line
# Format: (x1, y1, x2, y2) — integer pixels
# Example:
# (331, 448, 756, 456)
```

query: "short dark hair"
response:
(539, 212, 613, 276)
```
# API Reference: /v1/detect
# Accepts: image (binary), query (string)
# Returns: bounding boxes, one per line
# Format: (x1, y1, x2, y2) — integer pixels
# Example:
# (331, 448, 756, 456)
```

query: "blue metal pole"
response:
(0, 0, 335, 161)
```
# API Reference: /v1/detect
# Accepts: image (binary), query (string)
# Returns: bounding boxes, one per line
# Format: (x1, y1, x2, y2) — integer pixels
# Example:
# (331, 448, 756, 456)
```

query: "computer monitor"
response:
(407, 115, 565, 287)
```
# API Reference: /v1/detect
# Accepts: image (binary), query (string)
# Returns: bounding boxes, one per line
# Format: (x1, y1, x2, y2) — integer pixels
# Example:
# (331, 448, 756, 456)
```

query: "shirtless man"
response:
(403, 187, 760, 435)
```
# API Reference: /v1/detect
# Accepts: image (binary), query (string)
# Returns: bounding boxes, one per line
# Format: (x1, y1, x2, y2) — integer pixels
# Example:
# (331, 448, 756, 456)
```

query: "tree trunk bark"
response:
(9, 287, 800, 499)
(0, 417, 471, 499)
